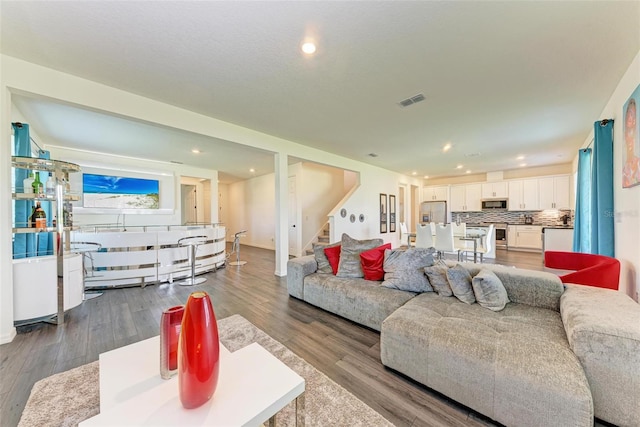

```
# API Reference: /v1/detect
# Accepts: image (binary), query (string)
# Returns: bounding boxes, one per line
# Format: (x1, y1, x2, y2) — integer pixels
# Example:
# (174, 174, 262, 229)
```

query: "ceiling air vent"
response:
(398, 93, 425, 108)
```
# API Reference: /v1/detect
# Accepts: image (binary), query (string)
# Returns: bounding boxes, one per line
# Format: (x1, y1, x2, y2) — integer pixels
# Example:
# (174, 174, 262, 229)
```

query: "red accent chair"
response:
(544, 251, 620, 290)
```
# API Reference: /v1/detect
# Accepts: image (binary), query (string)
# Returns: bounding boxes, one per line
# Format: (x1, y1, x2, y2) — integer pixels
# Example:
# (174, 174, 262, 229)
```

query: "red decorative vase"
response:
(160, 305, 184, 379)
(178, 291, 220, 409)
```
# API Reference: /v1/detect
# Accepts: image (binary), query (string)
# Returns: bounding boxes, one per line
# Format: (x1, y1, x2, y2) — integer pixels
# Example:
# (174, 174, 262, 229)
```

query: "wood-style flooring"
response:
(1, 247, 559, 427)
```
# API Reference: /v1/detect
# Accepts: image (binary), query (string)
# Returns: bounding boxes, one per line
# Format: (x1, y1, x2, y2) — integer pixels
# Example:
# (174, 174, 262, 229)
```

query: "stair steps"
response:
(305, 223, 331, 255)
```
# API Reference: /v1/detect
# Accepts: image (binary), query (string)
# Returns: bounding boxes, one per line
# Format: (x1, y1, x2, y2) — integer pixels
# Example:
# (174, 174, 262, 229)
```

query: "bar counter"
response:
(71, 224, 226, 289)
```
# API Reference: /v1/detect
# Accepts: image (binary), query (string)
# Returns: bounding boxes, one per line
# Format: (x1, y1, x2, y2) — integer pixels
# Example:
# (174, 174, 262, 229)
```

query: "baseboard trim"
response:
(0, 327, 17, 344)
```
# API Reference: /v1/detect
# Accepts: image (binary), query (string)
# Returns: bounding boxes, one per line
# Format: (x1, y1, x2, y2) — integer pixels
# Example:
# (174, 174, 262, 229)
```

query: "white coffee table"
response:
(79, 336, 305, 426)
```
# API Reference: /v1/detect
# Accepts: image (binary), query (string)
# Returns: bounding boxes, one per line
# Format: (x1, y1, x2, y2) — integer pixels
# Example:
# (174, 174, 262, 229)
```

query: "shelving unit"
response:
(11, 156, 82, 325)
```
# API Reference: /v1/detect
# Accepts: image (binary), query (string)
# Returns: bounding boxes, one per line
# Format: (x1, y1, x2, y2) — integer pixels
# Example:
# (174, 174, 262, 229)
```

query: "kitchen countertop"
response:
(542, 226, 574, 231)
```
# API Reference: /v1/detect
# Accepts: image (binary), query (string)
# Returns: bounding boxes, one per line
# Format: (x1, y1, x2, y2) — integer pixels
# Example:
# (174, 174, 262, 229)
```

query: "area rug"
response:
(18, 314, 393, 427)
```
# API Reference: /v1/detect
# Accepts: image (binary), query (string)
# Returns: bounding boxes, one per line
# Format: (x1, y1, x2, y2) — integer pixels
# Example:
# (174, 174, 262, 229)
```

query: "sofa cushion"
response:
(458, 262, 563, 311)
(561, 284, 640, 427)
(360, 243, 392, 281)
(303, 273, 416, 331)
(381, 293, 593, 427)
(424, 260, 453, 296)
(336, 234, 384, 278)
(324, 245, 341, 275)
(446, 264, 475, 304)
(313, 242, 340, 274)
(472, 269, 509, 311)
(382, 248, 435, 293)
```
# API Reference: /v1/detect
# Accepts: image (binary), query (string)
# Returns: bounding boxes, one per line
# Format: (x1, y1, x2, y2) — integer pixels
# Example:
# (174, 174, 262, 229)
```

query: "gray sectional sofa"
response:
(287, 255, 640, 427)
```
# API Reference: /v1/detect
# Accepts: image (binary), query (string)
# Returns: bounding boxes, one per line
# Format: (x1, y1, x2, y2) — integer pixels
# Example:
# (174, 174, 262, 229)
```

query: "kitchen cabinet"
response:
(450, 183, 482, 212)
(422, 185, 448, 202)
(538, 175, 571, 210)
(509, 225, 542, 251)
(508, 179, 539, 211)
(481, 181, 508, 199)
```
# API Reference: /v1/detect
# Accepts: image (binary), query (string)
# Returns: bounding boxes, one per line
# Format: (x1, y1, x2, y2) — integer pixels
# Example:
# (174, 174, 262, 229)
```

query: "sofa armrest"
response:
(286, 255, 318, 299)
(561, 284, 640, 427)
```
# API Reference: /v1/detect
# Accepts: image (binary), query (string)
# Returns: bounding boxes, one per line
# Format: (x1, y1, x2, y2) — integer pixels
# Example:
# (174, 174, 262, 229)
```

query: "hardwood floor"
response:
(1, 246, 548, 427)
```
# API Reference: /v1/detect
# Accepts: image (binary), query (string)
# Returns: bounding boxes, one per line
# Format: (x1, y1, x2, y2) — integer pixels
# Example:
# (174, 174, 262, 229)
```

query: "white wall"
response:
(300, 162, 349, 249)
(46, 146, 218, 227)
(226, 173, 276, 250)
(578, 49, 640, 301)
(218, 183, 229, 232)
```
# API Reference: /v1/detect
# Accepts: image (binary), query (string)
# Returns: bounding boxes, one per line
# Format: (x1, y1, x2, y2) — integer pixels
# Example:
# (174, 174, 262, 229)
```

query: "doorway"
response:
(288, 176, 299, 257)
(181, 184, 197, 224)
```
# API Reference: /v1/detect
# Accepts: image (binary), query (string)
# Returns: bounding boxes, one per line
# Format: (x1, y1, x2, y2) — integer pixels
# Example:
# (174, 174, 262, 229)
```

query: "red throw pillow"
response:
(360, 243, 392, 281)
(323, 245, 341, 275)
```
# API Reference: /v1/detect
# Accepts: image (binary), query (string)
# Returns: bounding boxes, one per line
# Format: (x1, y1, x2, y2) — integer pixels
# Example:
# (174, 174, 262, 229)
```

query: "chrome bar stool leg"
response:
(228, 230, 247, 266)
(178, 236, 208, 286)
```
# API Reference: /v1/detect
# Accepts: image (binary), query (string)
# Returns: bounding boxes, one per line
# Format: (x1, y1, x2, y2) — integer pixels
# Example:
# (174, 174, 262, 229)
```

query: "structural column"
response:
(274, 152, 288, 276)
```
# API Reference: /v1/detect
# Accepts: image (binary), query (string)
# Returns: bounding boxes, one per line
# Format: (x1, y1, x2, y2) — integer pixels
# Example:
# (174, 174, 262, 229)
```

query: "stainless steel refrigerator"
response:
(420, 201, 447, 224)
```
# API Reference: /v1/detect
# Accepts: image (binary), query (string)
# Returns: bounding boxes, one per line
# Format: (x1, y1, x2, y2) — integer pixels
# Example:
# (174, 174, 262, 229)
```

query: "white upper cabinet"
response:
(538, 175, 572, 210)
(508, 179, 539, 211)
(450, 184, 482, 212)
(422, 185, 448, 202)
(481, 182, 508, 199)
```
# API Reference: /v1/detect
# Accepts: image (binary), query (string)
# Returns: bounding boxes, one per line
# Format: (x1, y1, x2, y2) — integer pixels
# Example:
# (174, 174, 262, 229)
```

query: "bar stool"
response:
(70, 241, 103, 300)
(178, 235, 208, 286)
(228, 230, 248, 266)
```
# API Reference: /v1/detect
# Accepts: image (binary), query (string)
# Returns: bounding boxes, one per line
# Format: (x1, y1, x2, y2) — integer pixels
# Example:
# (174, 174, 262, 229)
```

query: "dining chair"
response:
(434, 223, 456, 259)
(415, 224, 434, 249)
(475, 224, 494, 263)
(399, 222, 414, 247)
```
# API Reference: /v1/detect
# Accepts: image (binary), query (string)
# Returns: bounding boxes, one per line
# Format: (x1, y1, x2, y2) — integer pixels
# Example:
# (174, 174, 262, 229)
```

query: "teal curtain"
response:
(573, 148, 592, 252)
(591, 120, 615, 257)
(12, 123, 35, 259)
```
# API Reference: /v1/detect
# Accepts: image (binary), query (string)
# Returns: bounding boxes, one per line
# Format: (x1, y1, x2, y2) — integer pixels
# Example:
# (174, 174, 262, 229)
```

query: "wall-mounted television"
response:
(83, 173, 159, 209)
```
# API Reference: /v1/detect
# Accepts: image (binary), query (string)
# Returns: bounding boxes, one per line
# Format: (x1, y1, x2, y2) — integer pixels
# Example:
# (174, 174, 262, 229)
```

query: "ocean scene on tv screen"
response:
(83, 173, 159, 209)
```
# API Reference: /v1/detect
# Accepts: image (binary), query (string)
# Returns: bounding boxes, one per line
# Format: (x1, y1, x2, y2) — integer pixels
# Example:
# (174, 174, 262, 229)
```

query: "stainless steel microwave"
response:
(481, 199, 508, 210)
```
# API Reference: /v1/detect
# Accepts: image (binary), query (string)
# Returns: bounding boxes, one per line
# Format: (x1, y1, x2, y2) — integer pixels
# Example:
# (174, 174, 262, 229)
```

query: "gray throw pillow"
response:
(424, 260, 453, 296)
(313, 242, 339, 274)
(472, 268, 510, 311)
(382, 248, 436, 293)
(336, 234, 384, 278)
(446, 264, 476, 304)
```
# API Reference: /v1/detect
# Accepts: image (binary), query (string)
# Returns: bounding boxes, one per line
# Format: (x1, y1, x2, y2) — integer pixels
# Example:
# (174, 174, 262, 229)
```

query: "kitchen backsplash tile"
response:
(451, 209, 573, 227)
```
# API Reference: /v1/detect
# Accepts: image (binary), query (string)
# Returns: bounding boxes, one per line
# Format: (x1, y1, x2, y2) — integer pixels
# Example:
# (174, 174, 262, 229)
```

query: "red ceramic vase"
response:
(160, 305, 184, 379)
(178, 291, 220, 409)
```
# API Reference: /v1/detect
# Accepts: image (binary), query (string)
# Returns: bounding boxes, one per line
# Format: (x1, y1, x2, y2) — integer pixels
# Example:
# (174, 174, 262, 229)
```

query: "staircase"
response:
(305, 222, 331, 255)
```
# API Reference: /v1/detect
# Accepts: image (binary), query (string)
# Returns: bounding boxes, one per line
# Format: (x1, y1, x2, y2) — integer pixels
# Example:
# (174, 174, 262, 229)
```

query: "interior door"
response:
(288, 176, 298, 256)
(181, 184, 197, 225)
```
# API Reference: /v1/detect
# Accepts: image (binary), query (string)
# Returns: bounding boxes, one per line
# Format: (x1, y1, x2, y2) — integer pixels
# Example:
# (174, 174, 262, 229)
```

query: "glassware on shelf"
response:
(23, 172, 34, 194)
(32, 172, 44, 196)
(46, 172, 56, 196)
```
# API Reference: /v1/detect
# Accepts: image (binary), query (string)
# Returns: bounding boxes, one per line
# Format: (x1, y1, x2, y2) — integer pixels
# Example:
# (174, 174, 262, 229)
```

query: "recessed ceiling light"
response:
(443, 143, 452, 152)
(424, 175, 429, 179)
(519, 163, 527, 167)
(456, 164, 463, 169)
(466, 170, 471, 174)
(192, 149, 201, 154)
(516, 155, 525, 160)
(249, 168, 255, 173)
(301, 42, 316, 54)
(412, 171, 417, 176)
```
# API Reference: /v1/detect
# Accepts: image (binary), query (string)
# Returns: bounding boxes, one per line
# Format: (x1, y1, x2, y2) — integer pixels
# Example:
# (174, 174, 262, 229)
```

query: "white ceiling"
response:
(2, 1, 639, 181)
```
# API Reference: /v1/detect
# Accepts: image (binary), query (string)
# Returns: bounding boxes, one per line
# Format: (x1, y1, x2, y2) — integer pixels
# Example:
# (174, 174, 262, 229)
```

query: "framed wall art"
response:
(380, 193, 387, 233)
(389, 194, 396, 232)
